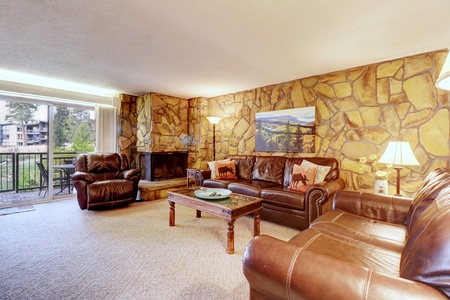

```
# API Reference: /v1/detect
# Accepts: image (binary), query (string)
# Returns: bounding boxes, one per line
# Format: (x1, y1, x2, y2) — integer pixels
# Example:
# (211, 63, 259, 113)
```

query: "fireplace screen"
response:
(139, 152, 188, 181)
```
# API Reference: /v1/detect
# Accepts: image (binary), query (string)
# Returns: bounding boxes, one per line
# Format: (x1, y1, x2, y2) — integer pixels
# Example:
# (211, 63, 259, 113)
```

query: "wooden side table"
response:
(186, 168, 198, 188)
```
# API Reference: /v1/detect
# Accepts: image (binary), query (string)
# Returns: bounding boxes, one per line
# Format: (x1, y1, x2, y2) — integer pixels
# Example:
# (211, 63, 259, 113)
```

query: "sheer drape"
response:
(95, 105, 117, 152)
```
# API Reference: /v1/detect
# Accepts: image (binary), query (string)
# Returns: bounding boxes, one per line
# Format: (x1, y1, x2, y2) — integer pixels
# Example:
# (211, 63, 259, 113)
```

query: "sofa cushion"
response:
(202, 178, 245, 189)
(311, 210, 406, 253)
(229, 155, 256, 180)
(261, 186, 306, 210)
(251, 156, 286, 185)
(300, 159, 332, 183)
(228, 180, 279, 198)
(284, 157, 339, 187)
(215, 160, 238, 180)
(287, 164, 317, 193)
(405, 167, 450, 231)
(288, 223, 402, 276)
(400, 187, 450, 297)
(207, 158, 230, 179)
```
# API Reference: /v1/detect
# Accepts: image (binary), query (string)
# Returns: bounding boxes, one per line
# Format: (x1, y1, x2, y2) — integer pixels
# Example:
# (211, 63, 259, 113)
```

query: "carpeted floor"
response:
(0, 198, 299, 300)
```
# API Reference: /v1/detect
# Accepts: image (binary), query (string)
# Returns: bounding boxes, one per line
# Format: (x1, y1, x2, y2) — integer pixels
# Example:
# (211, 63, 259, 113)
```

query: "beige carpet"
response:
(0, 198, 299, 300)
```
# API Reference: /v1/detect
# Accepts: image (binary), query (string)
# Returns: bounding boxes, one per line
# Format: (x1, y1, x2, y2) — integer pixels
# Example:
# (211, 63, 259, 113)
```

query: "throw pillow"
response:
(300, 160, 331, 183)
(288, 164, 318, 193)
(215, 160, 238, 180)
(207, 158, 230, 179)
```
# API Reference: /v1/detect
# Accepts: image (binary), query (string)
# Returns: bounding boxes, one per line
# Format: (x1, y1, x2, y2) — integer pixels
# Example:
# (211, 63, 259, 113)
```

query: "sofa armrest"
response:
(333, 190, 412, 225)
(305, 177, 346, 224)
(243, 235, 447, 300)
(196, 169, 211, 186)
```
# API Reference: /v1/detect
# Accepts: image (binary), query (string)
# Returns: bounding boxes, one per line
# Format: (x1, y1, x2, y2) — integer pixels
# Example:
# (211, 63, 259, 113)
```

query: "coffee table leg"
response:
(254, 210, 260, 236)
(196, 210, 201, 218)
(169, 201, 175, 226)
(227, 219, 235, 254)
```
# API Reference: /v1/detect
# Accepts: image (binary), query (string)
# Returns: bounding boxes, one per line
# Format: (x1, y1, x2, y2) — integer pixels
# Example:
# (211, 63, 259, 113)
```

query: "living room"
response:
(2, 1, 450, 299)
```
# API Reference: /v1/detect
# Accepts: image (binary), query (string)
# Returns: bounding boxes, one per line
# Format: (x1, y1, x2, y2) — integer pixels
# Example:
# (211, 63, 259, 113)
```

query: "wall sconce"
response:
(206, 117, 222, 161)
(378, 141, 420, 196)
(436, 50, 450, 91)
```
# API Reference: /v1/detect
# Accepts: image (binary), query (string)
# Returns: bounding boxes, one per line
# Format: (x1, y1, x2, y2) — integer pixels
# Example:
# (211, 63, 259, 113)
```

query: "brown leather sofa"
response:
(73, 153, 141, 210)
(243, 167, 450, 299)
(197, 155, 346, 230)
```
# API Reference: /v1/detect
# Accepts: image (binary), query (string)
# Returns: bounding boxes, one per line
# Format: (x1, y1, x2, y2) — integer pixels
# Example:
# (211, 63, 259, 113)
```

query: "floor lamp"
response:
(378, 141, 420, 196)
(206, 117, 222, 161)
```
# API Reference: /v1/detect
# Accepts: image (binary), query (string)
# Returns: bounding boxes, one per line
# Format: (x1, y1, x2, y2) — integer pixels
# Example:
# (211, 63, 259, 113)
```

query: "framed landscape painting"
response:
(255, 107, 315, 153)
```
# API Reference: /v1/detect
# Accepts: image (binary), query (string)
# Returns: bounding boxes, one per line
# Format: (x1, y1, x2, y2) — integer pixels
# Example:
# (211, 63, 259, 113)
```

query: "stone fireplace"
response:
(139, 151, 188, 181)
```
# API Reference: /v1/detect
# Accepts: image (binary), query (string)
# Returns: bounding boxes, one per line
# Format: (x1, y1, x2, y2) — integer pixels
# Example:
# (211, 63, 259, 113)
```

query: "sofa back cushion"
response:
(400, 187, 450, 297)
(405, 168, 450, 231)
(228, 155, 256, 180)
(284, 157, 339, 187)
(251, 156, 286, 185)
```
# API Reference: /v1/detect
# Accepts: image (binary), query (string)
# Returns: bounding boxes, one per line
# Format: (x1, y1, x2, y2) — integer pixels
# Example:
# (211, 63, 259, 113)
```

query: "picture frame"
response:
(255, 107, 315, 153)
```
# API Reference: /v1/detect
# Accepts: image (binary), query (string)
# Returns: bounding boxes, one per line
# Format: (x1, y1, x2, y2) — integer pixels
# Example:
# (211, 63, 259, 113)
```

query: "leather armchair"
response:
(243, 168, 450, 299)
(73, 153, 141, 210)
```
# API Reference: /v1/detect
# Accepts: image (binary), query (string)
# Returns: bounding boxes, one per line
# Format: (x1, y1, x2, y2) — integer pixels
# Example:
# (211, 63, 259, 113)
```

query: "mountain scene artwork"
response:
(255, 106, 316, 153)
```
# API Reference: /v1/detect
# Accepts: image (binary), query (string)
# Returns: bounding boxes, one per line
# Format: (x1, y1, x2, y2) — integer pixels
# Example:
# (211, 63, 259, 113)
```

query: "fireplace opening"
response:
(139, 152, 188, 181)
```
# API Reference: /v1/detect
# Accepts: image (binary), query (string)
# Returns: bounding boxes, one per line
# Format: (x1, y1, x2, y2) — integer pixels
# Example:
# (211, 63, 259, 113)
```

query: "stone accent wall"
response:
(118, 94, 138, 165)
(118, 50, 450, 197)
(190, 50, 450, 197)
(135, 93, 189, 153)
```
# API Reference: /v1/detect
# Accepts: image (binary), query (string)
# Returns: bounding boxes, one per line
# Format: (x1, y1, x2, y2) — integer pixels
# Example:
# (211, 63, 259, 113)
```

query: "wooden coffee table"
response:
(167, 188, 262, 254)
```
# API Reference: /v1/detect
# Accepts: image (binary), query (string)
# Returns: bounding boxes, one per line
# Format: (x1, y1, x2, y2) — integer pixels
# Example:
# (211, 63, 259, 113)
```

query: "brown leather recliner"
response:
(243, 167, 450, 299)
(73, 153, 141, 210)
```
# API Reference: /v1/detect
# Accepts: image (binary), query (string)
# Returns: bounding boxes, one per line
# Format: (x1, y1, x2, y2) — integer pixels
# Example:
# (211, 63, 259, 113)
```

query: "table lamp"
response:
(378, 141, 420, 196)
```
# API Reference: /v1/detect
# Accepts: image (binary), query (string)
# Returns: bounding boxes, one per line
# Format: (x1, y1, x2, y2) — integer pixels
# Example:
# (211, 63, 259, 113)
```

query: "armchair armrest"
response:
(118, 168, 141, 181)
(305, 177, 346, 224)
(243, 235, 447, 300)
(333, 190, 412, 225)
(71, 171, 95, 183)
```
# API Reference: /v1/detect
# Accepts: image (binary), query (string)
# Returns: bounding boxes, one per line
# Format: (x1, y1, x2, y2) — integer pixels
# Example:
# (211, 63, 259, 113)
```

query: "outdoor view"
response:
(0, 100, 95, 203)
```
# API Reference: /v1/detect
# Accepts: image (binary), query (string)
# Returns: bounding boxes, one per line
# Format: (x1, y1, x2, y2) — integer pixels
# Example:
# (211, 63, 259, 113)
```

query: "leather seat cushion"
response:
(310, 210, 407, 253)
(228, 180, 279, 198)
(87, 179, 134, 204)
(261, 186, 305, 210)
(202, 178, 245, 189)
(288, 222, 402, 277)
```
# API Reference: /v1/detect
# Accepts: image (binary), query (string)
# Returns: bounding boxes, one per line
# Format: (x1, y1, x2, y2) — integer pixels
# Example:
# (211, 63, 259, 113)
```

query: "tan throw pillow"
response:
(207, 158, 230, 179)
(288, 164, 318, 193)
(300, 160, 331, 183)
(215, 160, 238, 180)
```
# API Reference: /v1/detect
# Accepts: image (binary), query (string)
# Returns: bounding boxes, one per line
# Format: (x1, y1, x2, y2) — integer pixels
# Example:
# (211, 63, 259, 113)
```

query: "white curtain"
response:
(95, 105, 117, 153)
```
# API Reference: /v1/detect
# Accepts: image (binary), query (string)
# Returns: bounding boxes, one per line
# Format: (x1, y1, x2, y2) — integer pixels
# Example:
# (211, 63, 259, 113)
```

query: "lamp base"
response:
(394, 166, 402, 197)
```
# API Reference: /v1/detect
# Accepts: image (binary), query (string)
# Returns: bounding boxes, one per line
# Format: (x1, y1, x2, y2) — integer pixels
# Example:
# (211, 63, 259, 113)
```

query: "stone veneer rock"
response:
(119, 50, 450, 197)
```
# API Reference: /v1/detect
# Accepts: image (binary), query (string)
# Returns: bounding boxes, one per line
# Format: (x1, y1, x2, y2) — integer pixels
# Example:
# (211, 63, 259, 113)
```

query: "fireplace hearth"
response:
(139, 152, 188, 181)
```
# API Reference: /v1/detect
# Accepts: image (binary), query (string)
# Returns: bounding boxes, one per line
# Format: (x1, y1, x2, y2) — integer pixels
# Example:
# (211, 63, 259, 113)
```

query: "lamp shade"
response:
(378, 141, 420, 166)
(436, 52, 450, 91)
(206, 116, 222, 124)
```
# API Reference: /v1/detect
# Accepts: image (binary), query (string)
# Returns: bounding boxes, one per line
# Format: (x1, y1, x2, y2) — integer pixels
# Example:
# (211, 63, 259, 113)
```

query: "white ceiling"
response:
(1, 0, 450, 99)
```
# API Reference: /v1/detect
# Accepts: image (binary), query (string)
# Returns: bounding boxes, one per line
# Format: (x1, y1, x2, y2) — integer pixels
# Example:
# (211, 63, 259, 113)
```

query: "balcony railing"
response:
(0, 152, 77, 193)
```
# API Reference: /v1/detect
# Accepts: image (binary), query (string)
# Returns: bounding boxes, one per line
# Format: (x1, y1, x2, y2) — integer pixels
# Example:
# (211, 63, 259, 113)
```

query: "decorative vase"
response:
(373, 179, 388, 195)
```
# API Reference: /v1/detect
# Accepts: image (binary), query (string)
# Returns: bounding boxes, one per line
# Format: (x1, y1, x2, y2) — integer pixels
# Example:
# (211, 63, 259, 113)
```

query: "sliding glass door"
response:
(0, 99, 95, 207)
